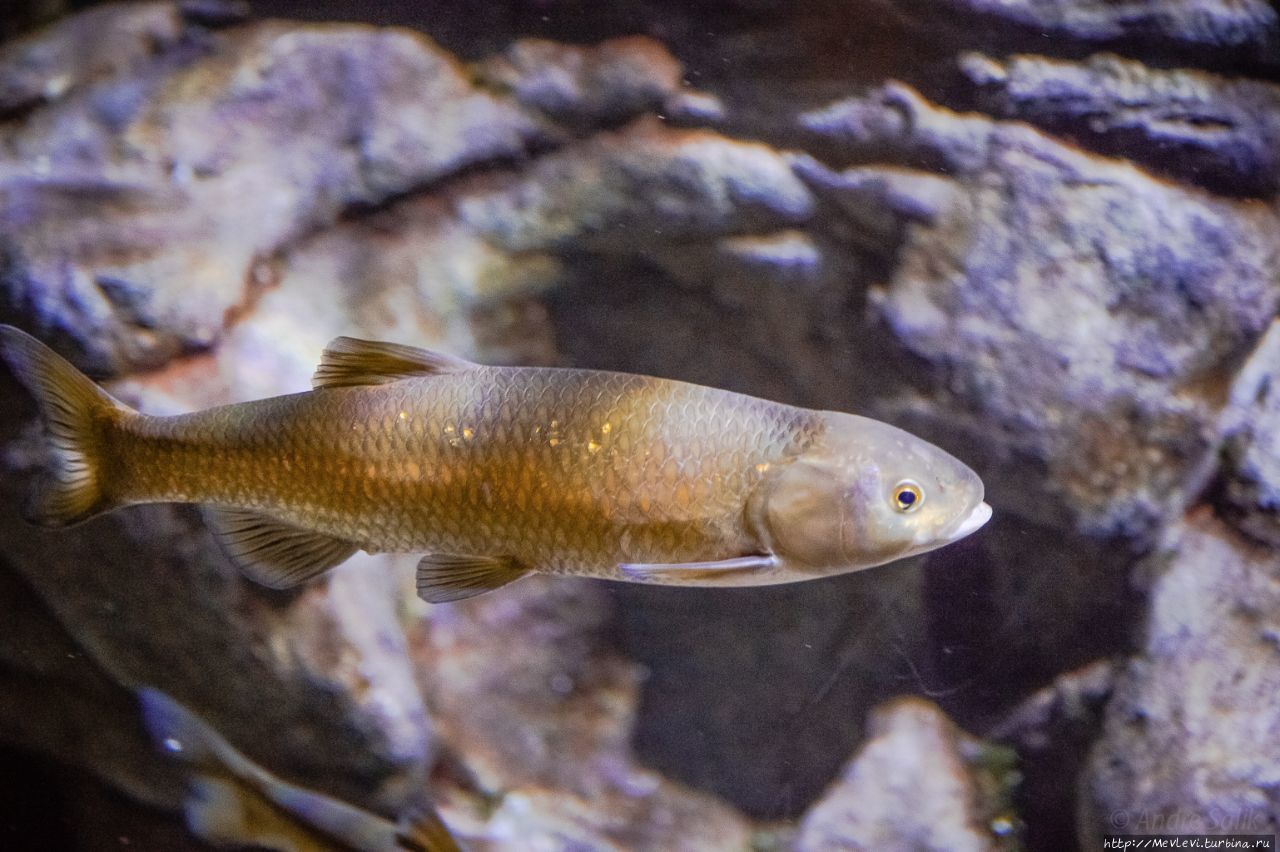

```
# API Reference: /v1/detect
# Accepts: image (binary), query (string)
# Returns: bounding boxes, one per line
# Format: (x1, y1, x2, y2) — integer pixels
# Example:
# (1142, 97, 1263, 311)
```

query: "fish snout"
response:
(946, 501, 992, 541)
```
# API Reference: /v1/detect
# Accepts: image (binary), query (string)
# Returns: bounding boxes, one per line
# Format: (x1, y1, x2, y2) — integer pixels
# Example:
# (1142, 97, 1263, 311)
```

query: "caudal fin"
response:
(398, 806, 463, 852)
(0, 325, 128, 526)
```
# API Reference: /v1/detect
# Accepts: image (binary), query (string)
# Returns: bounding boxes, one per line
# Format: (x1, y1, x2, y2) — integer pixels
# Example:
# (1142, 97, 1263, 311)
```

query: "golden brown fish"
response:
(0, 325, 990, 601)
(139, 688, 460, 852)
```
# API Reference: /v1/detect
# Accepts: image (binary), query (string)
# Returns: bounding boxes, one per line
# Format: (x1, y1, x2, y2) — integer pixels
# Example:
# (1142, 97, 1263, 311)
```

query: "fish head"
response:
(759, 412, 989, 573)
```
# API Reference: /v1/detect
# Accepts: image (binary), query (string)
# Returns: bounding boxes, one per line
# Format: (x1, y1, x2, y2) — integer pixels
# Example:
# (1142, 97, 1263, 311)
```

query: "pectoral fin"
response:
(313, 337, 476, 389)
(416, 553, 528, 604)
(619, 555, 779, 584)
(206, 508, 358, 589)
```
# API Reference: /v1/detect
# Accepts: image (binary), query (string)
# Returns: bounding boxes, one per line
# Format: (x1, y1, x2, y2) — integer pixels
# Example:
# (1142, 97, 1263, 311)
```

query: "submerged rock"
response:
(794, 697, 1018, 852)
(481, 784, 750, 852)
(889, 0, 1280, 65)
(1081, 513, 1280, 844)
(1218, 321, 1280, 549)
(0, 6, 541, 374)
(456, 116, 815, 254)
(0, 1, 186, 115)
(475, 36, 684, 131)
(961, 52, 1280, 198)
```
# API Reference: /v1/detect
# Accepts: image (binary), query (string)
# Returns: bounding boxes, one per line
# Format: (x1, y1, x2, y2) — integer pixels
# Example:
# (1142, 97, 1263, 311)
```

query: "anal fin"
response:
(620, 554, 778, 584)
(416, 553, 528, 604)
(206, 508, 358, 589)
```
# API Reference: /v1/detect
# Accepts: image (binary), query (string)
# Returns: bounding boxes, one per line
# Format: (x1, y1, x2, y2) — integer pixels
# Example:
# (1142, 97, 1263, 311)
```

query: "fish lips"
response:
(909, 500, 992, 552)
(950, 501, 992, 540)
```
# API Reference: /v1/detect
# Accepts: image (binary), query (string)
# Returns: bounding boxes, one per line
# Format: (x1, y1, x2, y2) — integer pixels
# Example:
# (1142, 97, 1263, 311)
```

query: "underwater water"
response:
(2, 1, 1279, 850)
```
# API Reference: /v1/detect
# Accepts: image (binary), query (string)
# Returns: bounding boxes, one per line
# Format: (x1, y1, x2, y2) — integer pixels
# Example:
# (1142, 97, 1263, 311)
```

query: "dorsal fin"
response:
(312, 337, 475, 389)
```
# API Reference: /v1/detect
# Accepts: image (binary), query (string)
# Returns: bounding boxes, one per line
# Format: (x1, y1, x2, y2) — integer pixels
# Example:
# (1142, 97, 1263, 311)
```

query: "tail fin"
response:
(0, 324, 128, 526)
(398, 806, 462, 852)
(186, 772, 332, 852)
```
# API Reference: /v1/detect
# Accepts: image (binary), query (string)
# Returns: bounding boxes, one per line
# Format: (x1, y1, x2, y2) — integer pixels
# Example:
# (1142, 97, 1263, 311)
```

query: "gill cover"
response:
(754, 452, 853, 571)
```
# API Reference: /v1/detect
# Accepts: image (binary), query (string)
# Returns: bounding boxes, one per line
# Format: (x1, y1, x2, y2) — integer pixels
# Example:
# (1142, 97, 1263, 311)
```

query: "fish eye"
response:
(892, 481, 923, 513)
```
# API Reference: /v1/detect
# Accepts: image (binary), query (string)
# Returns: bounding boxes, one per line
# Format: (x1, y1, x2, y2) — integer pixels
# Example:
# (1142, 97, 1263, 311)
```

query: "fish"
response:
(138, 687, 461, 852)
(0, 324, 990, 602)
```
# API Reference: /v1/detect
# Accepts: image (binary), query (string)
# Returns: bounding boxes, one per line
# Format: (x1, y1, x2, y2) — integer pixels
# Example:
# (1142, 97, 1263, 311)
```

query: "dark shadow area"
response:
(609, 568, 928, 819)
(0, 745, 208, 851)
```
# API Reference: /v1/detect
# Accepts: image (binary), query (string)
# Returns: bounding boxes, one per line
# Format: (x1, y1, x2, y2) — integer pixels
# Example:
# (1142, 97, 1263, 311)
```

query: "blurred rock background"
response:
(1, 1, 1278, 849)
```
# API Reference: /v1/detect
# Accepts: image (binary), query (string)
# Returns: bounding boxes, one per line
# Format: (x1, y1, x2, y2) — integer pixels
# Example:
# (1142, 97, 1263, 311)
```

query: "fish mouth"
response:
(950, 501, 992, 540)
(902, 500, 992, 558)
